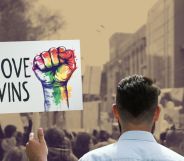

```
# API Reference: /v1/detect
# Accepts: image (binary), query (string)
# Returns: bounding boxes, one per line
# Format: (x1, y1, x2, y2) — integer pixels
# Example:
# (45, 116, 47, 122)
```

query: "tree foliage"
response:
(0, 0, 64, 41)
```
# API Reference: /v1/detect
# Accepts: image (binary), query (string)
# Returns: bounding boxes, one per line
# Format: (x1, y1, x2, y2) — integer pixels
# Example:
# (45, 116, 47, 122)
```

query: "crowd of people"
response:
(0, 122, 183, 160)
(159, 125, 184, 155)
(0, 116, 32, 161)
(1, 122, 184, 161)
(0, 120, 120, 161)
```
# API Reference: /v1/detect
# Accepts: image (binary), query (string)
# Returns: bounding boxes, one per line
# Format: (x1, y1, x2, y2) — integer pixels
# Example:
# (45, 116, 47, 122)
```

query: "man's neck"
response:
(120, 122, 152, 134)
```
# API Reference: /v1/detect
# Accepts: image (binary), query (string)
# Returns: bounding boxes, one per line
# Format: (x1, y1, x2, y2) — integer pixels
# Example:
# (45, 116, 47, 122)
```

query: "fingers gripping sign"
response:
(33, 47, 77, 111)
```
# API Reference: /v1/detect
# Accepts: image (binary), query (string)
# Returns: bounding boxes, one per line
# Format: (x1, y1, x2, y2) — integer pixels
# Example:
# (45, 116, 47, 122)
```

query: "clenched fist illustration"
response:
(33, 47, 76, 111)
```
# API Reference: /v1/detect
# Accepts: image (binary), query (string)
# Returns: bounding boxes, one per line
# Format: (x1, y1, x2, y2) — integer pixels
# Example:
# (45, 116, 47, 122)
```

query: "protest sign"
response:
(0, 40, 83, 113)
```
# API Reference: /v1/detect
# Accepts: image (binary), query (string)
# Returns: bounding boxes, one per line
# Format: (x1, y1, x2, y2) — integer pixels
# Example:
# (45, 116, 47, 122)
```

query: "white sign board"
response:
(0, 40, 83, 113)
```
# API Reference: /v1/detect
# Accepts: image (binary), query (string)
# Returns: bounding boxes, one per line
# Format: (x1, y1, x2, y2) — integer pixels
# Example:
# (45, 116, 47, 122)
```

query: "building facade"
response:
(119, 25, 147, 77)
(101, 25, 147, 115)
(109, 33, 132, 60)
(147, 0, 184, 88)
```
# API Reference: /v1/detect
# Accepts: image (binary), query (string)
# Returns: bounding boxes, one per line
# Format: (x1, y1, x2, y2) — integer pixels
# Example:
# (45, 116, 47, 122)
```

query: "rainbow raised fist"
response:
(33, 47, 76, 111)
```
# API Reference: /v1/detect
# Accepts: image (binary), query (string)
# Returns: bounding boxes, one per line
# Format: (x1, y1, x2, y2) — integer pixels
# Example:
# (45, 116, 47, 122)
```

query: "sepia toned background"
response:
(0, 0, 184, 160)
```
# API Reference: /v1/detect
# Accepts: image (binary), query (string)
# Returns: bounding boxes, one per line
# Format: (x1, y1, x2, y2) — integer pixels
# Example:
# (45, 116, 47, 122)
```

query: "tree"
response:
(0, 0, 64, 41)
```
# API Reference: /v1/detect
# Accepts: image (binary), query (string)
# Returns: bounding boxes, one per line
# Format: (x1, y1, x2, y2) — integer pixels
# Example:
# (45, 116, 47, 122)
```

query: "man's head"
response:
(113, 75, 161, 131)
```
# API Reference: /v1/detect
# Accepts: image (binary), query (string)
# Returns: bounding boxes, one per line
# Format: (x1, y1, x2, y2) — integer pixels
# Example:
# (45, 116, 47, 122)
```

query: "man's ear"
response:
(153, 105, 161, 122)
(112, 104, 120, 121)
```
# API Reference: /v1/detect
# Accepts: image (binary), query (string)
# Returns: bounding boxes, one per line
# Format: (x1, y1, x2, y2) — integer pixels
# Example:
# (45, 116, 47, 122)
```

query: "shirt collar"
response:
(118, 130, 157, 142)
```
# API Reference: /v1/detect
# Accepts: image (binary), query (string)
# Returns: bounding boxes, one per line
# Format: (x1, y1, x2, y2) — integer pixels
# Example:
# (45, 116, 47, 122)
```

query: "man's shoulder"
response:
(86, 143, 116, 156)
(79, 143, 116, 161)
(157, 143, 184, 160)
(79, 142, 184, 161)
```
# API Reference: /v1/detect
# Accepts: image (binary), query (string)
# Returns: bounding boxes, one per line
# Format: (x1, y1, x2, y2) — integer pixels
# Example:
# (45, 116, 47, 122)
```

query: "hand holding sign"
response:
(33, 47, 76, 111)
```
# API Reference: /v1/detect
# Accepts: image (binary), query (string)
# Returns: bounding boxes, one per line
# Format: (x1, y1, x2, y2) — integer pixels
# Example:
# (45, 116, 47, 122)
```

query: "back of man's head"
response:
(116, 75, 160, 124)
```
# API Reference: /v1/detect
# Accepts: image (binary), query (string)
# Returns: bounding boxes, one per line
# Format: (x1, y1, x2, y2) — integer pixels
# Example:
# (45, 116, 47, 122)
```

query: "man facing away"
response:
(26, 75, 184, 161)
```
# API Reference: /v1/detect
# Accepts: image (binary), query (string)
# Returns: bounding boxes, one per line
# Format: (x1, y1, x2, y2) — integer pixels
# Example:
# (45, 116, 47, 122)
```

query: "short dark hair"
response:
(116, 75, 160, 123)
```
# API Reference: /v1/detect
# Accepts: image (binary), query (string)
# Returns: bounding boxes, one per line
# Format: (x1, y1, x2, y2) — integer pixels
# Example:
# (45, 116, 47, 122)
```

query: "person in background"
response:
(22, 114, 33, 146)
(92, 130, 116, 149)
(91, 129, 99, 145)
(15, 132, 23, 146)
(44, 127, 77, 161)
(63, 129, 76, 151)
(166, 128, 184, 155)
(1, 125, 17, 155)
(159, 128, 169, 145)
(73, 132, 93, 159)
(2, 146, 28, 161)
(111, 124, 121, 140)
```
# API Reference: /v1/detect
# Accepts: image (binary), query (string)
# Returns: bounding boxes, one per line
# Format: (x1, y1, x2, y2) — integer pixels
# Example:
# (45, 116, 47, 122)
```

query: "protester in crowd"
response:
(98, 130, 110, 142)
(63, 129, 76, 150)
(2, 146, 28, 161)
(45, 128, 65, 148)
(91, 129, 99, 145)
(25, 75, 184, 161)
(63, 129, 74, 141)
(92, 130, 116, 149)
(73, 132, 93, 159)
(1, 125, 17, 154)
(45, 127, 77, 161)
(166, 128, 184, 155)
(4, 125, 17, 138)
(111, 125, 121, 140)
(159, 128, 169, 145)
(22, 115, 33, 146)
(15, 132, 23, 146)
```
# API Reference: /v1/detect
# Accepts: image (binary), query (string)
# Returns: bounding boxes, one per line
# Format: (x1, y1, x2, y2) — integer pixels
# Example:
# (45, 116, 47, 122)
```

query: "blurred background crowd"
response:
(0, 116, 118, 161)
(0, 118, 184, 161)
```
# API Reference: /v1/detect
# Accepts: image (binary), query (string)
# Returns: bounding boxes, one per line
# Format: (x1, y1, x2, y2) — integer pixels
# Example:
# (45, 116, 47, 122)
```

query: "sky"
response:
(37, 0, 158, 70)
